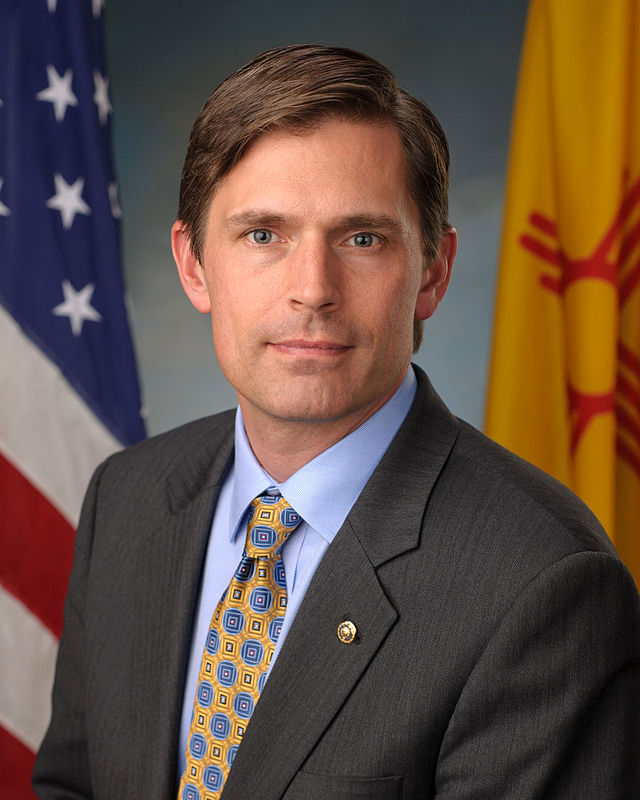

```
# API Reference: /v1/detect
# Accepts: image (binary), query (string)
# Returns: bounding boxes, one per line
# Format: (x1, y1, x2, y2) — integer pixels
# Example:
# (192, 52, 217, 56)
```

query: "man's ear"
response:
(171, 220, 212, 314)
(414, 226, 457, 321)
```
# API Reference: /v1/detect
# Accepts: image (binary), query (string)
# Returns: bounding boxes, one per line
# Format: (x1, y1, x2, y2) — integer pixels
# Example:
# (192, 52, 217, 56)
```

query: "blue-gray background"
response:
(105, 0, 529, 436)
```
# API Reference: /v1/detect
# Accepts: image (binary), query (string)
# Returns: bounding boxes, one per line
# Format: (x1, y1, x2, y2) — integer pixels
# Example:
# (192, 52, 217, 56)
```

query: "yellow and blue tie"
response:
(178, 493, 302, 800)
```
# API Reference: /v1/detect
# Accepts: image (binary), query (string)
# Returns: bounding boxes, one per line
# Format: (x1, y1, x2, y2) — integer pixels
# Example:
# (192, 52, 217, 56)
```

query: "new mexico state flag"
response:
(486, 0, 640, 587)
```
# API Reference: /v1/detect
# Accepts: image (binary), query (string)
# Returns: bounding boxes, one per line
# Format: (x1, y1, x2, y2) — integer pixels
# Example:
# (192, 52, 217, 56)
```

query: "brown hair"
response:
(178, 44, 450, 351)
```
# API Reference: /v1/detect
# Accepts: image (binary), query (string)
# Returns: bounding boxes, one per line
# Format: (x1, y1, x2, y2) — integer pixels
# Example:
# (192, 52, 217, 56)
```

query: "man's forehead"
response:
(241, 117, 403, 163)
(206, 118, 416, 226)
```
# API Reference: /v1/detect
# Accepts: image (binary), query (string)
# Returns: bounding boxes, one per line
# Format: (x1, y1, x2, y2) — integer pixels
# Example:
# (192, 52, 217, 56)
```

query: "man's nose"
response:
(286, 237, 341, 312)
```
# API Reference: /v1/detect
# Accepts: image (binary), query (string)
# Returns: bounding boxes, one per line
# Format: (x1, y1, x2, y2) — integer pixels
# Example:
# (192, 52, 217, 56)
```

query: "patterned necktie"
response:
(178, 493, 302, 800)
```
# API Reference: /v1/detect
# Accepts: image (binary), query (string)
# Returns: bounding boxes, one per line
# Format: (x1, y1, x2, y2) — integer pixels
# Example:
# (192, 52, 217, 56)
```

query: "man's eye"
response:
(346, 232, 379, 248)
(247, 229, 275, 244)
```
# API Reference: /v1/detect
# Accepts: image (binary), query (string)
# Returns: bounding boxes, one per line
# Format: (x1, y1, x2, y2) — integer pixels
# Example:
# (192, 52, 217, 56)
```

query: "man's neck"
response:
(238, 387, 402, 483)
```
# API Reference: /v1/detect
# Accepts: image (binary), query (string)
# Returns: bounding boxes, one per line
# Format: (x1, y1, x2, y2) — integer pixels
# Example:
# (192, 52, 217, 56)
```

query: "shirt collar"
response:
(228, 366, 417, 544)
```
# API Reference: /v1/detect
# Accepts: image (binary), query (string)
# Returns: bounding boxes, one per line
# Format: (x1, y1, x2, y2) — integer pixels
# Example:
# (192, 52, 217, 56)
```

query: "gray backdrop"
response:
(105, 0, 529, 436)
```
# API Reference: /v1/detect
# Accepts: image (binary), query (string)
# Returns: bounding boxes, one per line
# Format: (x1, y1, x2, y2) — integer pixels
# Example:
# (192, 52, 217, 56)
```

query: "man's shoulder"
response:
(94, 409, 236, 509)
(402, 367, 612, 560)
(401, 415, 638, 627)
(112, 409, 235, 467)
(442, 417, 616, 559)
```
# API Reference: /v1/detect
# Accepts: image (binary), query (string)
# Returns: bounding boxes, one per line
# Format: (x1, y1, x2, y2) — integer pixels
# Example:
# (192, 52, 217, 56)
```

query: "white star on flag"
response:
(36, 65, 78, 122)
(108, 182, 123, 218)
(46, 173, 91, 229)
(92, 0, 105, 18)
(93, 71, 112, 125)
(47, 0, 57, 12)
(0, 178, 10, 216)
(52, 280, 102, 336)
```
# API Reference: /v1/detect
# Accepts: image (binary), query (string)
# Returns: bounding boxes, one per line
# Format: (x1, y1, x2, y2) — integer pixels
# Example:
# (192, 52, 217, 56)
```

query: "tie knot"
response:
(245, 493, 302, 558)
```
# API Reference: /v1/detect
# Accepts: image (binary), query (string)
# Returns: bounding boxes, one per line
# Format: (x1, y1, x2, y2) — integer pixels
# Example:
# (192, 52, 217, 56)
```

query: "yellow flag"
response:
(486, 0, 640, 587)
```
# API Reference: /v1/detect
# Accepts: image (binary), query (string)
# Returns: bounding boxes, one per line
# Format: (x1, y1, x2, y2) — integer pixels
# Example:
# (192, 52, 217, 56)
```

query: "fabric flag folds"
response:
(486, 0, 640, 586)
(0, 1, 146, 796)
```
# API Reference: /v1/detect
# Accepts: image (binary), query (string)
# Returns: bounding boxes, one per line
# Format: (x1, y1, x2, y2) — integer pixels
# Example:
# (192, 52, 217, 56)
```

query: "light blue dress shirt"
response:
(178, 366, 417, 775)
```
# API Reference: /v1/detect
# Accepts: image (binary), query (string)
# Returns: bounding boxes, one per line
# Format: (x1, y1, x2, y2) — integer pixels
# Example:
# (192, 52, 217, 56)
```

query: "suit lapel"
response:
(348, 366, 460, 567)
(221, 367, 459, 799)
(127, 416, 235, 797)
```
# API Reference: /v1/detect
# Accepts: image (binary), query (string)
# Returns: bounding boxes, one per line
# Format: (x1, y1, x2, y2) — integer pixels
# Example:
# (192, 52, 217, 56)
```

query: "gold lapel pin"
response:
(337, 619, 357, 644)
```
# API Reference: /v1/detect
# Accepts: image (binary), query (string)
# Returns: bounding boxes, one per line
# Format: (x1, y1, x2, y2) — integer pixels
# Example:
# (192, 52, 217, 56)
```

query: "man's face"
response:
(174, 119, 453, 428)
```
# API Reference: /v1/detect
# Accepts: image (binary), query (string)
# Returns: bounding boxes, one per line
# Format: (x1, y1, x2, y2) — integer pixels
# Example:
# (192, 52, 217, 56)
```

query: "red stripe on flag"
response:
(0, 453, 74, 638)
(529, 211, 557, 237)
(619, 341, 640, 379)
(0, 725, 37, 800)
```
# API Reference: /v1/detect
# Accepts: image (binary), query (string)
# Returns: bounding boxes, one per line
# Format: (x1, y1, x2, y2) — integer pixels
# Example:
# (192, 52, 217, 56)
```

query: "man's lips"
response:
(268, 339, 352, 355)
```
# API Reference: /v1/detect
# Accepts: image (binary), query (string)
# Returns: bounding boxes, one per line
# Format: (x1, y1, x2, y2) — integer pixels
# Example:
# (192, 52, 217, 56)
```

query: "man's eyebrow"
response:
(336, 214, 403, 233)
(223, 210, 404, 233)
(223, 210, 288, 230)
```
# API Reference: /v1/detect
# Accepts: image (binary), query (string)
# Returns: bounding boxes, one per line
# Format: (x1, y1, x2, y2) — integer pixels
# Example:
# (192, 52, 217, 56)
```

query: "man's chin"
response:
(263, 402, 357, 426)
(239, 391, 363, 427)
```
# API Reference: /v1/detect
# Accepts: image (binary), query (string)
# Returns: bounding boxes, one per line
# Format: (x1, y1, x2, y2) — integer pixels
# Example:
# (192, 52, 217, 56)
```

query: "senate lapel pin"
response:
(337, 619, 357, 644)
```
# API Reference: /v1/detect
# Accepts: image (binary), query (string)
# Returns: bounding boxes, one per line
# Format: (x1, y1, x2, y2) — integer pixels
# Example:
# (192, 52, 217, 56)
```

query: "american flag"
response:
(0, 1, 146, 795)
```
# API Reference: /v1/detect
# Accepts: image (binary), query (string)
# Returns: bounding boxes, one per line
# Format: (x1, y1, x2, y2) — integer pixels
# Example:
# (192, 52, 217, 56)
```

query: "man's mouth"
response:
(268, 339, 351, 355)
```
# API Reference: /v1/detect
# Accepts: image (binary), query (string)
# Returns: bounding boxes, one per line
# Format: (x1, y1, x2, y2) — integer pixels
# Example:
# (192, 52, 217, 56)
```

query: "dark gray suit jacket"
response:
(33, 367, 640, 799)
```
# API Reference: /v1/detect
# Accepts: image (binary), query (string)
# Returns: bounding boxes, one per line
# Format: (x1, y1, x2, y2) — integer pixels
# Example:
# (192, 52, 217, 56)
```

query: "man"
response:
(33, 45, 640, 799)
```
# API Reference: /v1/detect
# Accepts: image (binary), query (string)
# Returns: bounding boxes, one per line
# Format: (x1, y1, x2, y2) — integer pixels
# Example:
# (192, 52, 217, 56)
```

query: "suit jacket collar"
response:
(165, 410, 235, 514)
(349, 365, 460, 567)
(164, 365, 458, 531)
